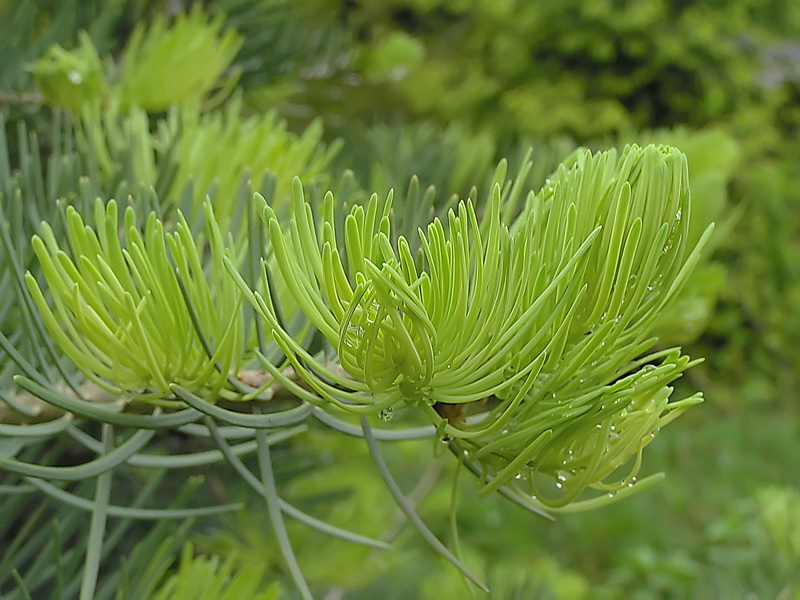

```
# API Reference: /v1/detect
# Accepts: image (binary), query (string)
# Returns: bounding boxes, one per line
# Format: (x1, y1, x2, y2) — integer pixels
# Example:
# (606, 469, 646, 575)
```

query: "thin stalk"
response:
(360, 416, 489, 593)
(80, 423, 114, 600)
(11, 570, 33, 600)
(255, 427, 313, 600)
(25, 477, 242, 519)
(206, 417, 388, 549)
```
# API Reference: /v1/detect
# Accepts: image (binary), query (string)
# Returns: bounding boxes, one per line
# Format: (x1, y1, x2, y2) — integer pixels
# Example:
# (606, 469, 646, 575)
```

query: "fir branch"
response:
(232, 144, 712, 509)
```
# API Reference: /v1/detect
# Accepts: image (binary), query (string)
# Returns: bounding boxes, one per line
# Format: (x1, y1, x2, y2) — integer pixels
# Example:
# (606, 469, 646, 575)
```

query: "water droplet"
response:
(378, 407, 394, 422)
(348, 324, 364, 337)
(67, 69, 82, 84)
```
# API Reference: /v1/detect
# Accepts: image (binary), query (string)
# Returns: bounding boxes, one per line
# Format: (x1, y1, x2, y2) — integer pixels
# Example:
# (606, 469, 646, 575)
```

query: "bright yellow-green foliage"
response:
(30, 6, 242, 111)
(151, 543, 281, 600)
(28, 32, 104, 111)
(26, 200, 244, 403)
(77, 99, 339, 231)
(118, 7, 242, 110)
(227, 144, 710, 510)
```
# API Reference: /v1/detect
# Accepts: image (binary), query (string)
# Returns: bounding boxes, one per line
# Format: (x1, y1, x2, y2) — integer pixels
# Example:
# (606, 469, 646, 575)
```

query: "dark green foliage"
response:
(221, 0, 781, 138)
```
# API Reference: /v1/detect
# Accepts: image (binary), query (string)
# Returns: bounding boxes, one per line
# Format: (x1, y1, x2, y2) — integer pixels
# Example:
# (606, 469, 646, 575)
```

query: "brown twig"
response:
(0, 90, 46, 107)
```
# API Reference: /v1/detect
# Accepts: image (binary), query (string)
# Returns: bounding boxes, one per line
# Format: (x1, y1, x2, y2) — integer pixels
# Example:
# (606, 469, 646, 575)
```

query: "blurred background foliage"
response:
(2, 0, 800, 597)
